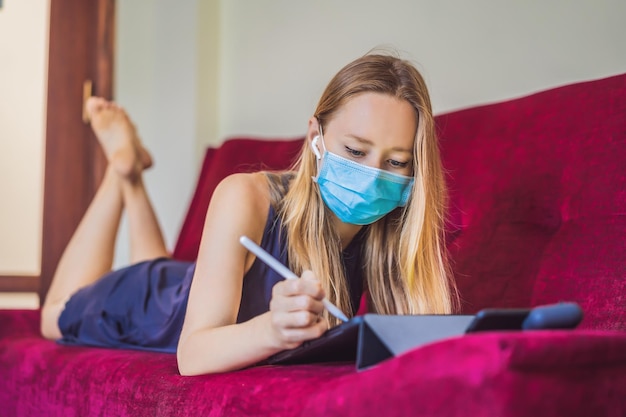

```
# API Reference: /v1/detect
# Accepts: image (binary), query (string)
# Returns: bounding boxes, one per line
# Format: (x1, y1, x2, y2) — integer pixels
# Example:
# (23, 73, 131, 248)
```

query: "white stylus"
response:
(239, 236, 349, 322)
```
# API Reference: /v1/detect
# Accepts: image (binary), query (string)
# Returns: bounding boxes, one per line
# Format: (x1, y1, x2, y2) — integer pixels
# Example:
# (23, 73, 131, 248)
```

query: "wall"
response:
(0, 0, 49, 275)
(217, 0, 626, 140)
(113, 0, 219, 267)
(113, 0, 625, 266)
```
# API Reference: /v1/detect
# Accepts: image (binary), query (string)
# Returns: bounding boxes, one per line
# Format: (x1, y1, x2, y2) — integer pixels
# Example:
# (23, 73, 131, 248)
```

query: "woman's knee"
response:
(40, 302, 63, 340)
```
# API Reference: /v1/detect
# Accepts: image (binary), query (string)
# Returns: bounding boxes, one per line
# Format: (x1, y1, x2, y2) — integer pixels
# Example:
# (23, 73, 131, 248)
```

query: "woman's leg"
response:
(41, 98, 168, 339)
(122, 173, 170, 264)
(88, 98, 167, 262)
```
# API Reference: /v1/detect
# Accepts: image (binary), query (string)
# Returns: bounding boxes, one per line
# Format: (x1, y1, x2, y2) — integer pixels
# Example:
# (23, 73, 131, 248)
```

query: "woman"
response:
(40, 53, 456, 375)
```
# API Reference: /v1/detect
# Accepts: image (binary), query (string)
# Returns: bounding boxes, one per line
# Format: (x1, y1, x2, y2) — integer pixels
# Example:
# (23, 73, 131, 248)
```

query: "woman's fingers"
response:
(270, 270, 325, 317)
(268, 271, 330, 349)
(270, 316, 329, 349)
(270, 293, 324, 315)
(272, 272, 325, 300)
(271, 309, 320, 328)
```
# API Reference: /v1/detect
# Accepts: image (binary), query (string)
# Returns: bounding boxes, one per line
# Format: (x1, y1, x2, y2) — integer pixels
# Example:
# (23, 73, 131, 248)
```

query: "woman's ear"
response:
(307, 116, 321, 140)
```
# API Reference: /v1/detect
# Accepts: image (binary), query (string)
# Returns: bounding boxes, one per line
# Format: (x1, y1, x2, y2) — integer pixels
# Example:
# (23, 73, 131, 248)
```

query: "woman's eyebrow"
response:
(346, 134, 412, 155)
(346, 134, 374, 145)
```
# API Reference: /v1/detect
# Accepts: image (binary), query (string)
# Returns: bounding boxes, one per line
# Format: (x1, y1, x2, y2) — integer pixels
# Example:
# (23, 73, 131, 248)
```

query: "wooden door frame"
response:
(0, 0, 116, 305)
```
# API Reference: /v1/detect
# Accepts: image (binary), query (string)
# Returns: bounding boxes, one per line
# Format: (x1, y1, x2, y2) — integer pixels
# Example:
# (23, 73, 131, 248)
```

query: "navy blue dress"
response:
(58, 202, 365, 353)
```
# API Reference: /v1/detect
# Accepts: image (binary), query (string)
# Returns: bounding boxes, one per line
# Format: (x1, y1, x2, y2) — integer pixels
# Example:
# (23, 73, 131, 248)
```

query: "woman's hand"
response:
(268, 270, 329, 350)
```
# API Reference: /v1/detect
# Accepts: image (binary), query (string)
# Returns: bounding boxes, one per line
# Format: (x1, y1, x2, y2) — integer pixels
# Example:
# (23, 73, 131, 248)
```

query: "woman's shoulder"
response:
(217, 171, 269, 192)
(213, 172, 271, 211)
(203, 172, 273, 246)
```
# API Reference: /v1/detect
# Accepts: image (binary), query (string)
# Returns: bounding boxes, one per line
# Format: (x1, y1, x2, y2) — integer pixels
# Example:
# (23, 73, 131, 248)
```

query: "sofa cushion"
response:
(2, 310, 625, 416)
(437, 73, 626, 330)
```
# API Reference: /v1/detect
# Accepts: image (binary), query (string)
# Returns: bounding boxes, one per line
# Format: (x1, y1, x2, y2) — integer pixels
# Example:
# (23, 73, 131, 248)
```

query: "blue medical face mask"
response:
(311, 133, 414, 225)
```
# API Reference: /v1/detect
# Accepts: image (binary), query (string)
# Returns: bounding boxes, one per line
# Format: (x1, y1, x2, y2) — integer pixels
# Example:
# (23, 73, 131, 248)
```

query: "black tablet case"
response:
(265, 314, 475, 370)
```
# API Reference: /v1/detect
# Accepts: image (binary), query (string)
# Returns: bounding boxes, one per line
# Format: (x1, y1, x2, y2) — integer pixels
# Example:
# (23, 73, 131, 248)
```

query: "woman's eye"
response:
(345, 146, 365, 157)
(388, 159, 409, 168)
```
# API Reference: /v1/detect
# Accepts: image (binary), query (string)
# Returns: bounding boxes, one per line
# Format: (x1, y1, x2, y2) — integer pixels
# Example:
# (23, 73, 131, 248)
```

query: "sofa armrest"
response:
(173, 137, 304, 261)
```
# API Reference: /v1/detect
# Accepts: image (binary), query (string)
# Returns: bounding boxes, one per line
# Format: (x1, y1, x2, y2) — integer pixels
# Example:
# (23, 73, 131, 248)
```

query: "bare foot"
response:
(86, 97, 153, 179)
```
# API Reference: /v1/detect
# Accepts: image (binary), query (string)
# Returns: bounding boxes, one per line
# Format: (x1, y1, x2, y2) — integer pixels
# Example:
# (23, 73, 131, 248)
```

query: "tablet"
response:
(263, 316, 364, 365)
(464, 308, 530, 333)
(263, 303, 583, 367)
(465, 302, 583, 332)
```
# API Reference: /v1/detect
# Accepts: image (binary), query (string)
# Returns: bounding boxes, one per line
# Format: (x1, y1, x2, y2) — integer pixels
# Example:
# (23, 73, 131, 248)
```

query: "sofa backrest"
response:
(174, 73, 625, 331)
(438, 73, 625, 330)
(173, 137, 304, 261)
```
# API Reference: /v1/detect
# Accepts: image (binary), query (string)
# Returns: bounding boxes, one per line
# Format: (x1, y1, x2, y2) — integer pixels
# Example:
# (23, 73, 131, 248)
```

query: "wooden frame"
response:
(0, 276, 39, 292)
(0, 0, 116, 304)
(39, 0, 115, 304)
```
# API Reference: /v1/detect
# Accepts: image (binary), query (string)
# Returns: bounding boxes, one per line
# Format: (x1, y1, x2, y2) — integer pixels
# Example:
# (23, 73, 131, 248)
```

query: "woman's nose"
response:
(363, 156, 384, 170)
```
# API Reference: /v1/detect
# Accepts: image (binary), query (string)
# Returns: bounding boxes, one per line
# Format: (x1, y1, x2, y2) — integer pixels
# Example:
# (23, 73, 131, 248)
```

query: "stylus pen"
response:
(239, 236, 349, 322)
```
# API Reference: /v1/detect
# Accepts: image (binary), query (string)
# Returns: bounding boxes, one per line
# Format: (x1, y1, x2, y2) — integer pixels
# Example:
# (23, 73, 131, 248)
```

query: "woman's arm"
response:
(177, 173, 327, 375)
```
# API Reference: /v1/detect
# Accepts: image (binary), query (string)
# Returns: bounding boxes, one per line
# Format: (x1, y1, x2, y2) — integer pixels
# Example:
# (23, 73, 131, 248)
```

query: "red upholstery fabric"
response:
(2, 310, 626, 416)
(173, 137, 304, 261)
(438, 73, 626, 331)
(1, 73, 625, 416)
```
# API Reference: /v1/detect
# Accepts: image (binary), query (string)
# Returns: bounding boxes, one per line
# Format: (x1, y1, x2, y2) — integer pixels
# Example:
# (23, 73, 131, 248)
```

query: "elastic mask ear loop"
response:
(311, 122, 326, 181)
(319, 123, 327, 152)
(311, 136, 322, 160)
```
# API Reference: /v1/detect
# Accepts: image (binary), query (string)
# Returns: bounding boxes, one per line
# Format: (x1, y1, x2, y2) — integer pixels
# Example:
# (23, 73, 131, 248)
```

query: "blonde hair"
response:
(273, 53, 457, 326)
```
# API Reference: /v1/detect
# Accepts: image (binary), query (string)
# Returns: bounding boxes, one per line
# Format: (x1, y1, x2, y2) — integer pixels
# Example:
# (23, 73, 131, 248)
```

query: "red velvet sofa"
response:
(2, 73, 625, 416)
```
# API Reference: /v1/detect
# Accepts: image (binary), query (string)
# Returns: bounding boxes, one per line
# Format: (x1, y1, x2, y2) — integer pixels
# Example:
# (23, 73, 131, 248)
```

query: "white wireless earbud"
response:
(311, 135, 322, 160)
